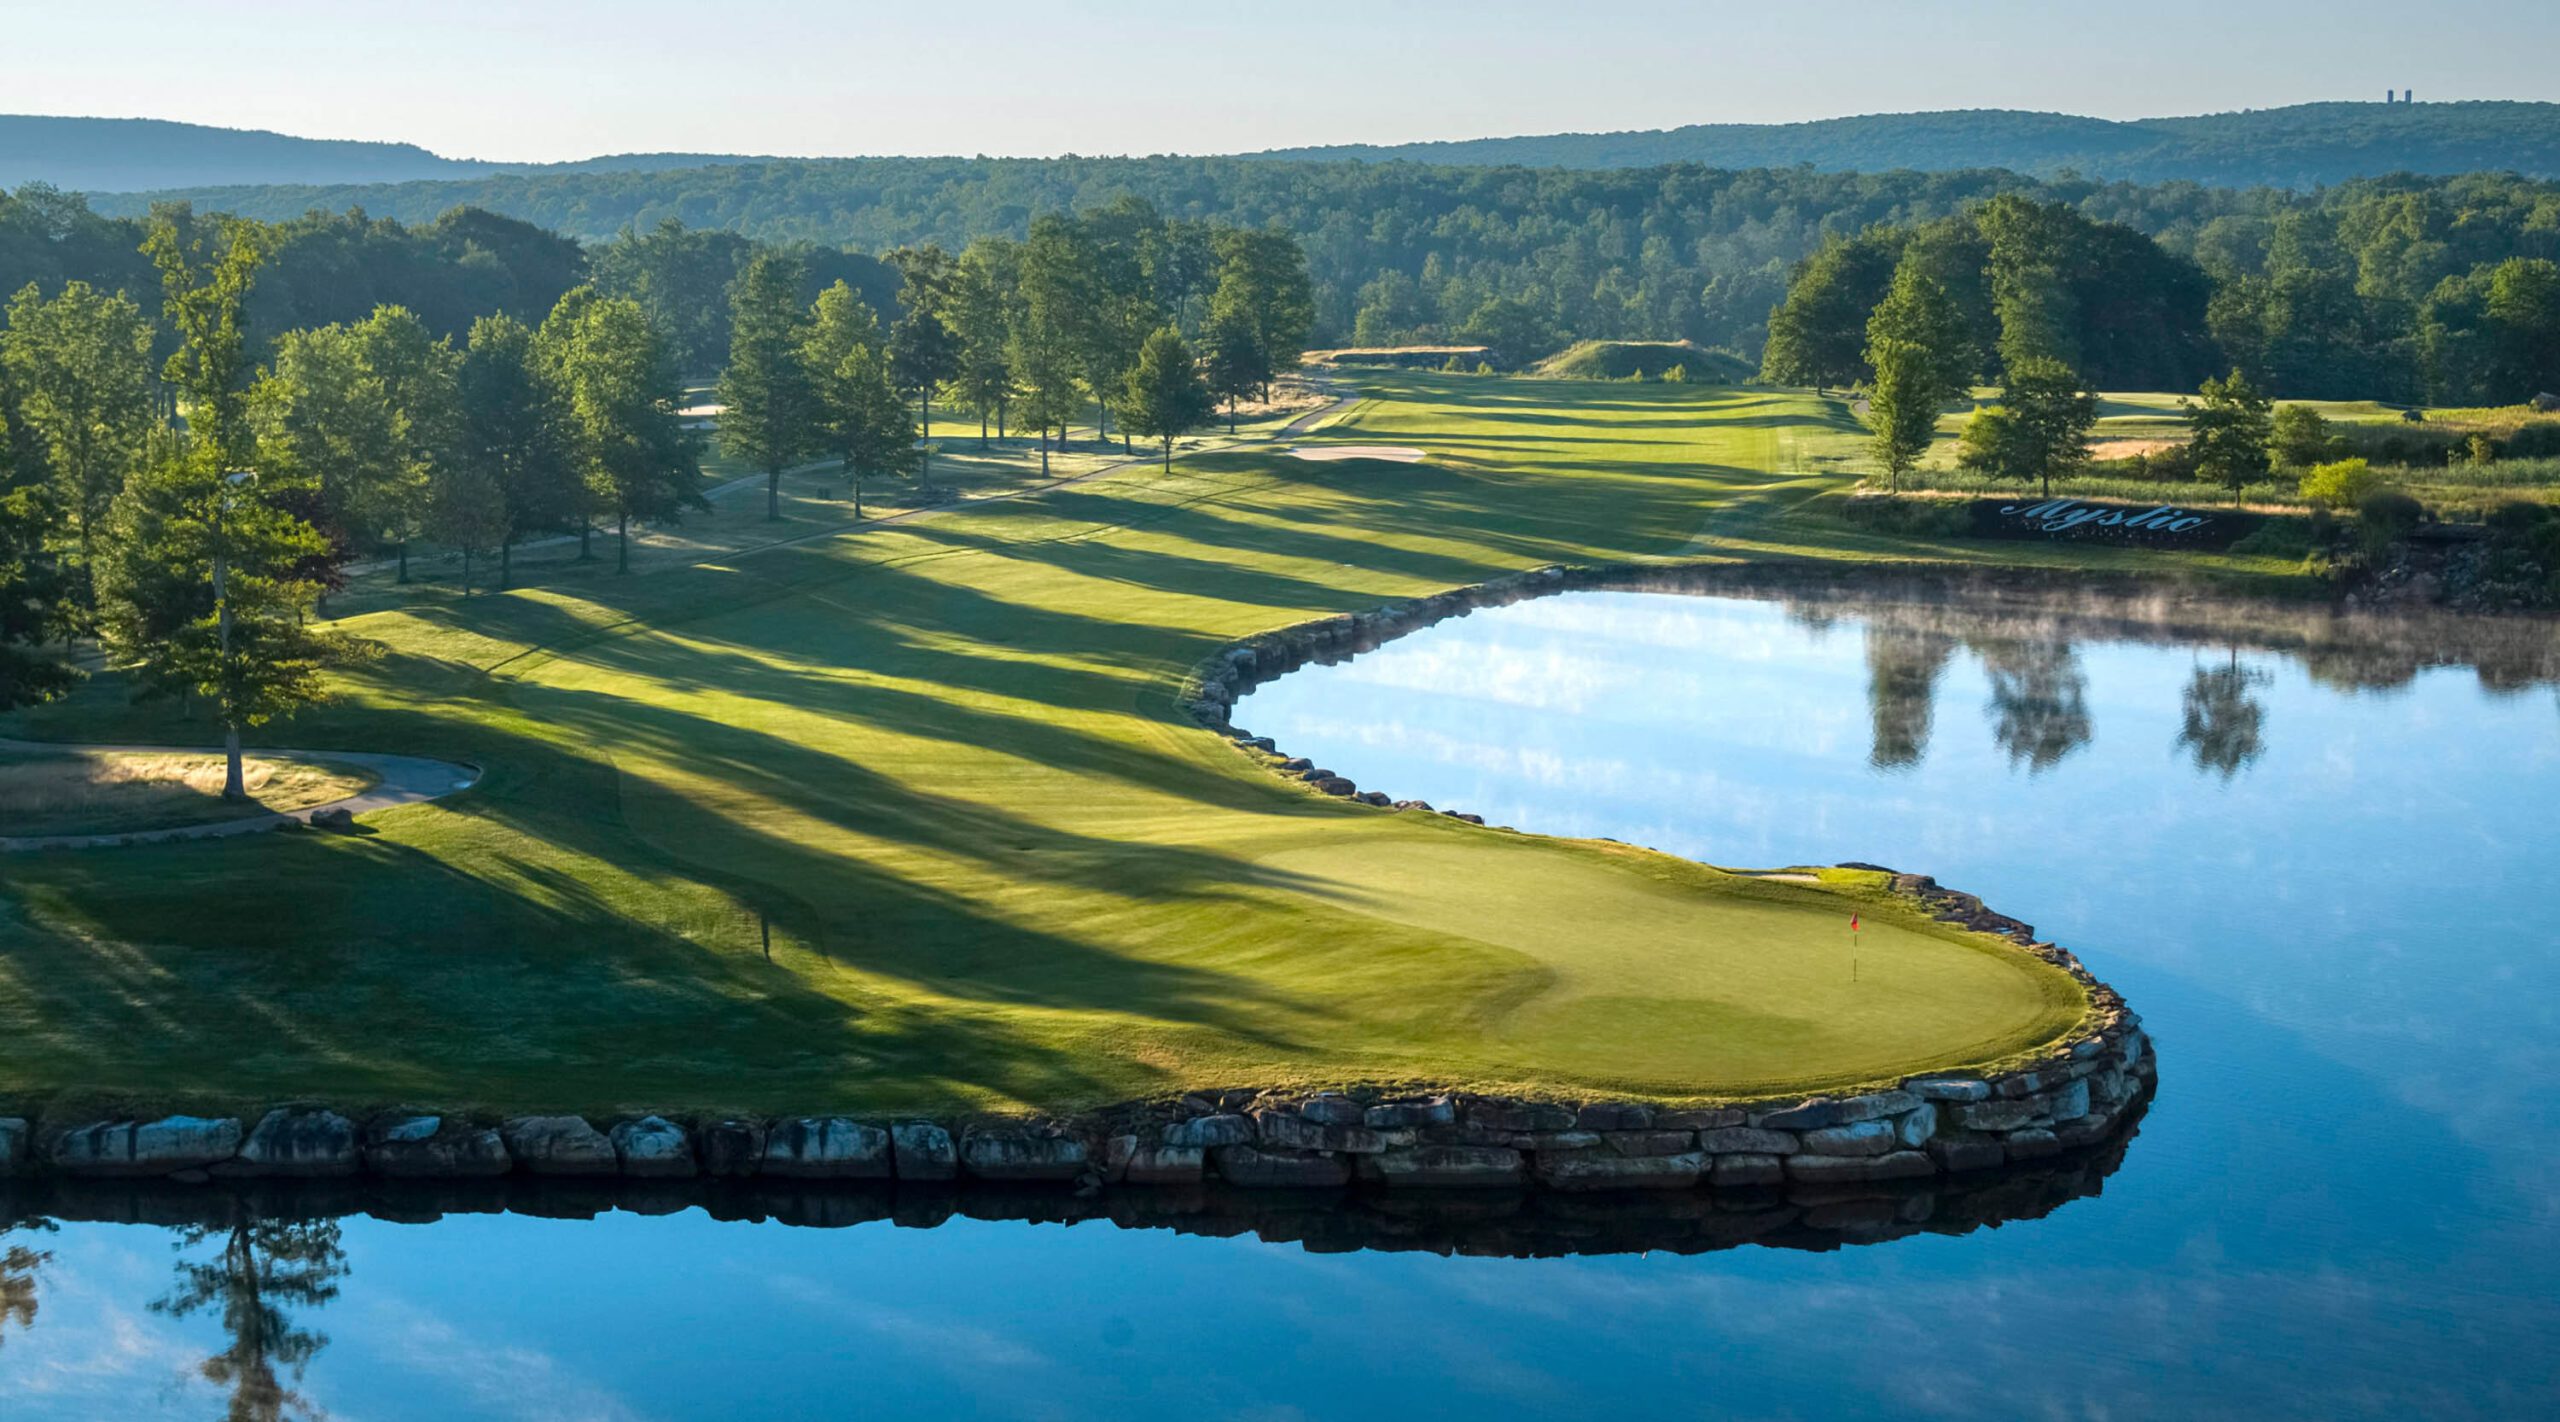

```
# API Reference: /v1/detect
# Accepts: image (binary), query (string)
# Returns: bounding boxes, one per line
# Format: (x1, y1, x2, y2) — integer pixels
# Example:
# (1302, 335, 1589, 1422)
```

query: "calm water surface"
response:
(6, 585, 2558, 1419)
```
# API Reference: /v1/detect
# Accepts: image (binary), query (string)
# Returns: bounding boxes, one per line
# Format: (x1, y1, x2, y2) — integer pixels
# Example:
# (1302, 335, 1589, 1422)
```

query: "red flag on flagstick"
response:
(1850, 914, 1859, 931)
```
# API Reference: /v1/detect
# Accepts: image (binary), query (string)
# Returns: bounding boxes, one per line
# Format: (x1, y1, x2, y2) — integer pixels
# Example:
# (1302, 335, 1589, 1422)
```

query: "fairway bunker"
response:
(1288, 444, 1426, 463)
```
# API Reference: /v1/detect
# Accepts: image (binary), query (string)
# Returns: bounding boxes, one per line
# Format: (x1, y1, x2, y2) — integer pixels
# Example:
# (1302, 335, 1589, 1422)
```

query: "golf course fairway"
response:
(0, 374, 2121, 1118)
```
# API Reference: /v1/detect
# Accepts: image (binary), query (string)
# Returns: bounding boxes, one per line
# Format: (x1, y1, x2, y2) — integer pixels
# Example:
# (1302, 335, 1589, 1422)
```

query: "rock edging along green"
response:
(0, 867, 2152, 1191)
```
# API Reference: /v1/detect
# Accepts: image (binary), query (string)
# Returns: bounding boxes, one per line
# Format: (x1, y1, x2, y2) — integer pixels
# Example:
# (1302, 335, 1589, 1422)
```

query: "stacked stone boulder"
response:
(0, 729, 2150, 1199)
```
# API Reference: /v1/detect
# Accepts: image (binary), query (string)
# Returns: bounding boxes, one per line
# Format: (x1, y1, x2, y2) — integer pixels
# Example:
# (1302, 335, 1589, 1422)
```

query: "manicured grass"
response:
(0, 373, 2123, 1121)
(0, 751, 377, 837)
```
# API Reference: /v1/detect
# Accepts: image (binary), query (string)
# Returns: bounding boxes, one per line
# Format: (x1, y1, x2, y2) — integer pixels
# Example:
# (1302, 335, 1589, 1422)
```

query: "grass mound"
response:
(1535, 340, 1751, 382)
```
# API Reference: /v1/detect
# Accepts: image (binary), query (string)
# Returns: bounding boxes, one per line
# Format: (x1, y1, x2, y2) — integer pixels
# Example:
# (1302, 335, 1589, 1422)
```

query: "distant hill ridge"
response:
(6, 101, 2558, 197)
(0, 114, 785, 194)
(1247, 101, 2560, 187)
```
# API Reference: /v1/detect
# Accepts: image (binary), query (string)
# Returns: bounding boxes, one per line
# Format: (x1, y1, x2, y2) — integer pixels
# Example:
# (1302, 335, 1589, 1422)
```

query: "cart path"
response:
(0, 739, 479, 852)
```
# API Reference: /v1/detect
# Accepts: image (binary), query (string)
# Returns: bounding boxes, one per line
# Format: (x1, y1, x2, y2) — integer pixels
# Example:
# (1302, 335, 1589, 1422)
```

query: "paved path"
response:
(0, 739, 478, 852)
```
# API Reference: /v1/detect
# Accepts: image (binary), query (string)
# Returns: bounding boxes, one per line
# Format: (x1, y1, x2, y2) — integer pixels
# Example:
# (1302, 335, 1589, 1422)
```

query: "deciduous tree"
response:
(1121, 326, 1213, 471)
(2184, 368, 2274, 493)
(1861, 256, 1970, 491)
(0, 280, 155, 607)
(546, 289, 703, 573)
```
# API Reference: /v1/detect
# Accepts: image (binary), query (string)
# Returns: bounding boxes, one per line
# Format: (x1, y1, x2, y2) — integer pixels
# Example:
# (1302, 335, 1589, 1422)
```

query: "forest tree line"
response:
(1762, 180, 2560, 408)
(69, 158, 2560, 372)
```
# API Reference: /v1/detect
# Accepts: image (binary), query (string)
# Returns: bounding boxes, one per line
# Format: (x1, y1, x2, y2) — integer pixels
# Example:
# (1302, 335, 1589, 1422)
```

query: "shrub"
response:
(2227, 517, 2314, 558)
(1840, 494, 1972, 537)
(2485, 499, 2558, 536)
(1662, 364, 1688, 384)
(2300, 457, 2384, 508)
(2464, 433, 2499, 465)
(2356, 488, 2427, 557)
(2271, 404, 2339, 468)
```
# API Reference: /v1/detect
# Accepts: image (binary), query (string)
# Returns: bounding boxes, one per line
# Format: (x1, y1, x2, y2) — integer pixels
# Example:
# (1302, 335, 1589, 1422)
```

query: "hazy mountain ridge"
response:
(11, 101, 2557, 198)
(0, 114, 786, 193)
(1246, 102, 2560, 186)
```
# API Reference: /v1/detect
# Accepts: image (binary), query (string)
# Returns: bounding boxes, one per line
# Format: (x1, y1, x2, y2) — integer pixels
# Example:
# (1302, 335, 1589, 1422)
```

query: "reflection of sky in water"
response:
(6, 590, 2558, 1419)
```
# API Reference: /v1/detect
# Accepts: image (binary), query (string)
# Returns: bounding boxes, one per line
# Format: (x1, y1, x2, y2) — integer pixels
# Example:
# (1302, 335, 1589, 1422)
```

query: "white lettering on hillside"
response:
(1997, 500, 2212, 536)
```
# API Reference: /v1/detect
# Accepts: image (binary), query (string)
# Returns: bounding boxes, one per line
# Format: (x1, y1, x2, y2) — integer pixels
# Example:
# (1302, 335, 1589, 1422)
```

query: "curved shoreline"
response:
(0, 738, 480, 852)
(0, 560, 2158, 1200)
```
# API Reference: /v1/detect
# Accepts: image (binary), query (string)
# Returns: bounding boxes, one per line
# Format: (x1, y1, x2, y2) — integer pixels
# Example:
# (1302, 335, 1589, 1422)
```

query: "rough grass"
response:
(0, 751, 376, 837)
(0, 373, 2153, 1121)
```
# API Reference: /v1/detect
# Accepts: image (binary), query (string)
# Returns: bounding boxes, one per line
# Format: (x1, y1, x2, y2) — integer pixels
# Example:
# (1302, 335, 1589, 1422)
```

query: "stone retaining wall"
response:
(0, 1122, 2142, 1259)
(0, 1039, 2151, 1191)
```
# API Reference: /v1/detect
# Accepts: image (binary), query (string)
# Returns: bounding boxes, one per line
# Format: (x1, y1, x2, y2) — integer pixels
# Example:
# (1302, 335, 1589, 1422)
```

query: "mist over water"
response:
(5, 585, 2556, 1419)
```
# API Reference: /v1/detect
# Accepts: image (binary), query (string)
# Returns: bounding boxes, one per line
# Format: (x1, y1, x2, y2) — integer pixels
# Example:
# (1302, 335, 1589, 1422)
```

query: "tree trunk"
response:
(501, 536, 513, 589)
(616, 510, 630, 573)
(1228, 394, 1237, 435)
(462, 546, 474, 596)
(1162, 436, 1172, 472)
(1039, 427, 1051, 476)
(852, 467, 863, 519)
(396, 540, 409, 583)
(578, 521, 592, 561)
(919, 390, 931, 443)
(980, 412, 989, 449)
(223, 722, 245, 802)
(767, 468, 782, 521)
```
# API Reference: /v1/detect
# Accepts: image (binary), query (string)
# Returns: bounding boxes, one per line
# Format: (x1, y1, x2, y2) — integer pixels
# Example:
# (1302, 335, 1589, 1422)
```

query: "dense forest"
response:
(82, 160, 2254, 358)
(58, 161, 2560, 397)
(1253, 101, 2560, 188)
(1763, 176, 2560, 405)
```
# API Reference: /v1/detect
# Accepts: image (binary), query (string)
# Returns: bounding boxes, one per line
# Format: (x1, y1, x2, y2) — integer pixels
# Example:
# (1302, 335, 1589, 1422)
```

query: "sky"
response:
(8, 0, 2560, 162)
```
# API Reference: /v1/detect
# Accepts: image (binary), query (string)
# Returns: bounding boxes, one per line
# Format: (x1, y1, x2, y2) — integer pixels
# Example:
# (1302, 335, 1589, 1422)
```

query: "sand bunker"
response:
(1289, 445, 1426, 463)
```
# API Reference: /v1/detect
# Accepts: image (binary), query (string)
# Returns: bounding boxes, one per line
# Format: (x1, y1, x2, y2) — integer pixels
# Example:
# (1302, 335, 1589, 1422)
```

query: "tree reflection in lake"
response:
(1862, 621, 1955, 770)
(1975, 637, 2094, 772)
(2178, 654, 2272, 778)
(1, 1221, 48, 1355)
(151, 1207, 348, 1422)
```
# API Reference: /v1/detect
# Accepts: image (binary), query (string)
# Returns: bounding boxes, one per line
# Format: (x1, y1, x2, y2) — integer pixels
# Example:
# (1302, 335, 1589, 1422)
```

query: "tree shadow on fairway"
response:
(0, 703, 1318, 1113)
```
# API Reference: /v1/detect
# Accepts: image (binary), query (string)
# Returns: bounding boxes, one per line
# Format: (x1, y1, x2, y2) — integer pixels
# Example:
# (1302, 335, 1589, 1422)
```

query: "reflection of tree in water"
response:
(1863, 622, 1955, 769)
(2179, 654, 2272, 779)
(152, 1206, 348, 1422)
(2, 1219, 53, 1353)
(1977, 637, 2093, 772)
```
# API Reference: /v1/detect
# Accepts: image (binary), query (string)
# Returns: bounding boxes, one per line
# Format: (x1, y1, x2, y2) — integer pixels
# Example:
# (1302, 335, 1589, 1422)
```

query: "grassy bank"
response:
(0, 372, 2194, 1122)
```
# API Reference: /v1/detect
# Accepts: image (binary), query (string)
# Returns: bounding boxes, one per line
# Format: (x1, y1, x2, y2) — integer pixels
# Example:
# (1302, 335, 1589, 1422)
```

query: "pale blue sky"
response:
(10, 0, 2559, 161)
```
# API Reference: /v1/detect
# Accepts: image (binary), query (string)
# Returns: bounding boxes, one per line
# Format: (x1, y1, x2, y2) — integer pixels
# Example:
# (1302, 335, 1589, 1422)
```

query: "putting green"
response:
(0, 374, 2105, 1118)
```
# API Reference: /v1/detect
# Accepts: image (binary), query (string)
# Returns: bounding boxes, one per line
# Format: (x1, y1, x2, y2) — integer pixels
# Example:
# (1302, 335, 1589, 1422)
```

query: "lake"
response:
(6, 578, 2557, 1419)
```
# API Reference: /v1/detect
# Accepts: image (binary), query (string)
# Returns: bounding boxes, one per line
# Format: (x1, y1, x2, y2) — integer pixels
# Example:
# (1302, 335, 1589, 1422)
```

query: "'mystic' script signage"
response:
(1970, 497, 2261, 550)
